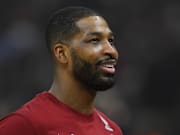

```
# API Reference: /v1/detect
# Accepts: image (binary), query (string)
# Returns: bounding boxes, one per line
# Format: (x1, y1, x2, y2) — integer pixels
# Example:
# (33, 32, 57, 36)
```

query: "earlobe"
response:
(53, 44, 69, 64)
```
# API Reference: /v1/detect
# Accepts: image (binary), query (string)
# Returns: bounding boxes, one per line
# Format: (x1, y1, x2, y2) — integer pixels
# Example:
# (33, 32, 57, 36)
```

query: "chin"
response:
(91, 77, 115, 91)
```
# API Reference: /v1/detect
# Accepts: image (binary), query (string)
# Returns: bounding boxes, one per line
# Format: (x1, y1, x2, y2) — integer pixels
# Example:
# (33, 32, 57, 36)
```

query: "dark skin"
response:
(49, 16, 119, 115)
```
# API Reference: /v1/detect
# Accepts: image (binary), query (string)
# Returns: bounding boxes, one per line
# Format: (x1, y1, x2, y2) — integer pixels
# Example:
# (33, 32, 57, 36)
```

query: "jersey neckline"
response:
(39, 91, 98, 122)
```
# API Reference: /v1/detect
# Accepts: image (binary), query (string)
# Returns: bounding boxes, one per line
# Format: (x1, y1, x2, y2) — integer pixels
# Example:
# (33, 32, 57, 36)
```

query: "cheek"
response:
(79, 46, 103, 63)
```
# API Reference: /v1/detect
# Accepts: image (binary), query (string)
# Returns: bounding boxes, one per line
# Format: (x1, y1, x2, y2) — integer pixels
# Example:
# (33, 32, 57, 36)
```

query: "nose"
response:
(102, 41, 119, 59)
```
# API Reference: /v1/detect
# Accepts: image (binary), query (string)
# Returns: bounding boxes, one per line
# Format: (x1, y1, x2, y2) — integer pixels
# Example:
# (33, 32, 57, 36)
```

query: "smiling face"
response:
(69, 16, 119, 91)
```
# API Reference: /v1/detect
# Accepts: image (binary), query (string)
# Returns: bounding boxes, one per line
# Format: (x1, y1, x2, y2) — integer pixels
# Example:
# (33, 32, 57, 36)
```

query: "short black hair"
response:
(46, 6, 100, 52)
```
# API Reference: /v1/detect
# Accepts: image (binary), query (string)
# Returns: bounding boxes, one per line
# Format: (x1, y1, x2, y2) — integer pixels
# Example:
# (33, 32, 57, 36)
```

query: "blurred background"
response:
(0, 0, 180, 135)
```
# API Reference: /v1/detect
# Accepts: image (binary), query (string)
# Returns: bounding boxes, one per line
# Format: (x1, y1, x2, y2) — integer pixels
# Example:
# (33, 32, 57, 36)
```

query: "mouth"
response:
(98, 59, 117, 74)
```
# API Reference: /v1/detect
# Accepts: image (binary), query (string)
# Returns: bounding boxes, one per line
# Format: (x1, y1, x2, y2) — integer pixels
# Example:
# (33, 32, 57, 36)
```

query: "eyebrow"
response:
(86, 31, 114, 37)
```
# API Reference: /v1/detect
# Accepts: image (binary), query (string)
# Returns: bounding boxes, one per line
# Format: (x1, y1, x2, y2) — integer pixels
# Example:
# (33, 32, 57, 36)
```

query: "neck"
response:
(49, 72, 96, 115)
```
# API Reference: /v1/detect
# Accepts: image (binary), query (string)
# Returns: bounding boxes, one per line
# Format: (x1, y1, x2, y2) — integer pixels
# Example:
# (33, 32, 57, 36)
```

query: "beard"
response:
(70, 48, 116, 91)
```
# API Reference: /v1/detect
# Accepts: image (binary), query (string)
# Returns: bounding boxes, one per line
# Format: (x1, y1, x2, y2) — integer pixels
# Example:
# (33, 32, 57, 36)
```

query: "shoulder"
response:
(16, 91, 51, 117)
(0, 113, 36, 135)
(95, 109, 124, 135)
(0, 92, 49, 135)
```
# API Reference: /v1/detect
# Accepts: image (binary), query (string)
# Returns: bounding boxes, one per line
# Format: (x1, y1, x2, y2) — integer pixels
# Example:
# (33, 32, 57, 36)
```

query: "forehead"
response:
(75, 16, 112, 36)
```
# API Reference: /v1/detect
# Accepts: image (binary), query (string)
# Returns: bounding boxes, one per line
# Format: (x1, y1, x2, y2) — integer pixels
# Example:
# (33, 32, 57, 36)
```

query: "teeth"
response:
(103, 64, 114, 68)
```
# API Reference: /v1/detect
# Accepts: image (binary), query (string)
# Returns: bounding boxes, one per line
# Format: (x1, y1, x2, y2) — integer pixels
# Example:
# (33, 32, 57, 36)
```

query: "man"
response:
(0, 6, 123, 135)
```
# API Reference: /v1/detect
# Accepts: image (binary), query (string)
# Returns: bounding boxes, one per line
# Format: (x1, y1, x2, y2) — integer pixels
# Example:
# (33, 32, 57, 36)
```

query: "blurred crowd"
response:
(0, 0, 180, 135)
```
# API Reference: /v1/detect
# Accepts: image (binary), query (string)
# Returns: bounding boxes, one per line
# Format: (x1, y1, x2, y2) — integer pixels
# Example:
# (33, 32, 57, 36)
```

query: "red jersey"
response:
(0, 92, 123, 135)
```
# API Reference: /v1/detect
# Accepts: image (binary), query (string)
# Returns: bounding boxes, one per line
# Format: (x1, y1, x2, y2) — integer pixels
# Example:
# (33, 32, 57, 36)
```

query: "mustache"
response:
(96, 55, 118, 65)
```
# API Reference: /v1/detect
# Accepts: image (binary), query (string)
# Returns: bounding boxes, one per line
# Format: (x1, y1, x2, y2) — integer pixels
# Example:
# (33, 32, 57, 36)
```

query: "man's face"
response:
(69, 16, 119, 91)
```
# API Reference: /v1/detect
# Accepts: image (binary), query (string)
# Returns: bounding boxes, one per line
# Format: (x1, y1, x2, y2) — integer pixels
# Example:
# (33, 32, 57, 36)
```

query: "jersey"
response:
(0, 92, 123, 135)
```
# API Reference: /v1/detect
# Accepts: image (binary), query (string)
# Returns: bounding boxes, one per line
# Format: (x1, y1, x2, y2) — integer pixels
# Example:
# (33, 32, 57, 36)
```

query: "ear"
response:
(53, 43, 69, 64)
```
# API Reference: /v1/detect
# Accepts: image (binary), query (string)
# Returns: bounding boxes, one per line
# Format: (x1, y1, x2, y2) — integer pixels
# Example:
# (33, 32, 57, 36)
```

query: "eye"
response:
(108, 38, 114, 45)
(89, 38, 100, 44)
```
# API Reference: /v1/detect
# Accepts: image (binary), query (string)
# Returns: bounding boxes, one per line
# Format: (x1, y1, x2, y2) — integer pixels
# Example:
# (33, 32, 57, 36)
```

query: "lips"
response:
(98, 59, 117, 74)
